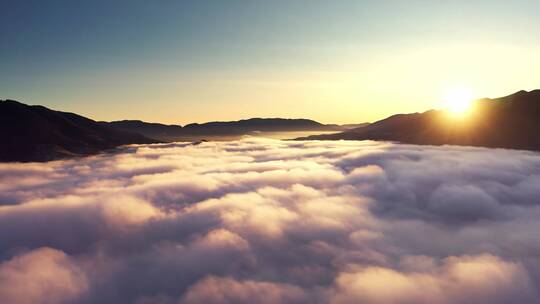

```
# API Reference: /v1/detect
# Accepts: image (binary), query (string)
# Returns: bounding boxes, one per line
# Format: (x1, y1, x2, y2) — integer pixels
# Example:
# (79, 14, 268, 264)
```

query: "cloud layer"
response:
(1, 139, 540, 304)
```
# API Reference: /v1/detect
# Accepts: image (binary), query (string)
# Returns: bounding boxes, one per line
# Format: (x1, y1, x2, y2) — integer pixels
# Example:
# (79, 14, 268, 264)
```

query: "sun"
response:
(443, 87, 474, 115)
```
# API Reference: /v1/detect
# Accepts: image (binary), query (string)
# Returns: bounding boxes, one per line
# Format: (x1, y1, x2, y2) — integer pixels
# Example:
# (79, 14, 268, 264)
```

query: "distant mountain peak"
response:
(105, 117, 344, 141)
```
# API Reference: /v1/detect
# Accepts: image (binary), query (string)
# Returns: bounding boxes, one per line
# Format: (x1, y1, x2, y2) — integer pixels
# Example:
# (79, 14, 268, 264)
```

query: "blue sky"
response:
(2, 0, 540, 123)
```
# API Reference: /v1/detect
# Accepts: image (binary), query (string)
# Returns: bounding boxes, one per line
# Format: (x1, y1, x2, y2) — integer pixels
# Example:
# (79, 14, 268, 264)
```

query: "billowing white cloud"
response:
(181, 276, 308, 304)
(331, 254, 533, 304)
(0, 138, 539, 303)
(0, 247, 88, 304)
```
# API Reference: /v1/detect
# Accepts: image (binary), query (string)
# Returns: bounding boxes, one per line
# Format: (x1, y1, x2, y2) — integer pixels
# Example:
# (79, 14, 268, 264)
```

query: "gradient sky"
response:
(2, 0, 540, 124)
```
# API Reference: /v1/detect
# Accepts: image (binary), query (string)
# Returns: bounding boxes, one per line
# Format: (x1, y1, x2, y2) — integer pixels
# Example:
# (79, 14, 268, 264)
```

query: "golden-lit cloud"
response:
(332, 254, 532, 304)
(0, 139, 540, 303)
(0, 248, 88, 304)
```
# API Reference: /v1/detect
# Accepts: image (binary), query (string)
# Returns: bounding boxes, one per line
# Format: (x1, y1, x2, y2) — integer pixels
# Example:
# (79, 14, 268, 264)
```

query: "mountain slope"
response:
(300, 90, 540, 151)
(0, 100, 158, 162)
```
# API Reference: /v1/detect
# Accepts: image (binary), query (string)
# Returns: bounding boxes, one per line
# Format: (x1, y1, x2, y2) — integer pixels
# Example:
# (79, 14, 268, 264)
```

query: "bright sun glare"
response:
(443, 88, 474, 116)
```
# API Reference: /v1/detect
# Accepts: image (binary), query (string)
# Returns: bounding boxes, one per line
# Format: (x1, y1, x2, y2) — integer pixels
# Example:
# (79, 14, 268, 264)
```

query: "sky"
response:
(1, 0, 540, 124)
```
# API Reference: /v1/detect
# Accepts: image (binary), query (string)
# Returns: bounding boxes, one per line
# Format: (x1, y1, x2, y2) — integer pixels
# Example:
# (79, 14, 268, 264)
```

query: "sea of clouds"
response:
(1, 138, 540, 304)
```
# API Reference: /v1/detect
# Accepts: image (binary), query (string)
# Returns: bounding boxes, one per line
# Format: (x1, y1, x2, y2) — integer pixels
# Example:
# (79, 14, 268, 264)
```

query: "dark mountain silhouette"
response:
(0, 100, 158, 162)
(300, 90, 540, 151)
(102, 120, 184, 141)
(102, 118, 345, 141)
(183, 118, 343, 134)
(11, 89, 538, 161)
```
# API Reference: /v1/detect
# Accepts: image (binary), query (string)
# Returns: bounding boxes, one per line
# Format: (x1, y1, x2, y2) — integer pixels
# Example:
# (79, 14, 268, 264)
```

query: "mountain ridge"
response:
(0, 100, 158, 162)
(4, 89, 539, 162)
(101, 117, 346, 141)
(299, 90, 540, 151)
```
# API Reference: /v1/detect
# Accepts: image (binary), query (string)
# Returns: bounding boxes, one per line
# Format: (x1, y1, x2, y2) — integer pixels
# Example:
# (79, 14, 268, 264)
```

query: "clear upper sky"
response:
(2, 0, 540, 124)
